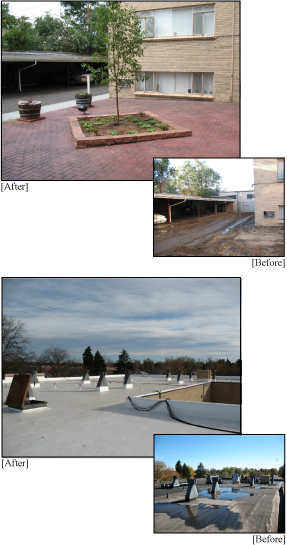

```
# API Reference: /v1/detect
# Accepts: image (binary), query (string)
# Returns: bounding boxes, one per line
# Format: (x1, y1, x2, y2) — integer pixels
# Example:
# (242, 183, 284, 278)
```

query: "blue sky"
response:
(3, 278, 240, 361)
(155, 435, 284, 470)
(168, 159, 254, 192)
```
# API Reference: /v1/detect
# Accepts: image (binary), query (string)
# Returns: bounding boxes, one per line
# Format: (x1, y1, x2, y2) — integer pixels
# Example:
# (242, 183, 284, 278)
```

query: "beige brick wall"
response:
(111, 2, 239, 102)
(211, 382, 241, 405)
(197, 370, 211, 379)
(145, 381, 240, 404)
(253, 159, 284, 226)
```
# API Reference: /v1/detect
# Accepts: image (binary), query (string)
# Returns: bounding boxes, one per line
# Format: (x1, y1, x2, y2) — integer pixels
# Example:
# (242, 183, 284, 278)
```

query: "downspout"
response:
(19, 60, 37, 92)
(168, 199, 186, 224)
(230, 1, 235, 101)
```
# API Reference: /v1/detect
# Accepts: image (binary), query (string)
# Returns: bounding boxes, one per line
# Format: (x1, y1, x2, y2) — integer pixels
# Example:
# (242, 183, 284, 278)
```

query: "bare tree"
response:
(37, 347, 78, 377)
(2, 315, 35, 377)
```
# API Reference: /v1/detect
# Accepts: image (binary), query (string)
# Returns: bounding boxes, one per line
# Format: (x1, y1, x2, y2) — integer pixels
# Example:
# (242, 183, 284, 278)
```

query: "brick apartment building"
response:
(111, 1, 239, 102)
(253, 159, 284, 226)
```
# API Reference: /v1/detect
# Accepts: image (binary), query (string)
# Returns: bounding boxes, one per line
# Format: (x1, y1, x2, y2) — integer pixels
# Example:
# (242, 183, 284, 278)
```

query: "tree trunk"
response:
(116, 81, 119, 124)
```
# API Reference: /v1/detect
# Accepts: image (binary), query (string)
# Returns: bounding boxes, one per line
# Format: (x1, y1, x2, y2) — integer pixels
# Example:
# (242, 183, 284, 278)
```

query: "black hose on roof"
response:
(127, 396, 241, 434)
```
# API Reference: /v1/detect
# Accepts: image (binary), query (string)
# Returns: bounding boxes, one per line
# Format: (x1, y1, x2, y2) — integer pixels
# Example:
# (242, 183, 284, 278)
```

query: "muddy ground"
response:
(154, 213, 284, 257)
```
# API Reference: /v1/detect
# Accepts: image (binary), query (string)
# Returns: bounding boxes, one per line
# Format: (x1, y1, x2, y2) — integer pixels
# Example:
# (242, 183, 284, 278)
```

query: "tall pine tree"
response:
(82, 346, 94, 374)
(94, 350, 107, 375)
(115, 349, 134, 374)
(195, 462, 206, 478)
(175, 460, 183, 477)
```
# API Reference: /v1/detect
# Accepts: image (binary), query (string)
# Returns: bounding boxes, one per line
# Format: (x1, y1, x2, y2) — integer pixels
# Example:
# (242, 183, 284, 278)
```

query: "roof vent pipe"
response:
(19, 60, 37, 92)
(169, 199, 186, 223)
(211, 477, 220, 494)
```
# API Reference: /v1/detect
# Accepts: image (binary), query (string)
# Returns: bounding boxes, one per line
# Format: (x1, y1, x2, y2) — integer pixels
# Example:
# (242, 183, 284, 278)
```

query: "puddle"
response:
(198, 488, 257, 500)
(222, 219, 249, 234)
(155, 502, 242, 530)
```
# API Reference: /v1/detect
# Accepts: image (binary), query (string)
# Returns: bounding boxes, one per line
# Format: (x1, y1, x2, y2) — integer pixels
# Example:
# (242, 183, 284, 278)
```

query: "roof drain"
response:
(169, 199, 186, 224)
(19, 60, 37, 92)
(127, 396, 240, 434)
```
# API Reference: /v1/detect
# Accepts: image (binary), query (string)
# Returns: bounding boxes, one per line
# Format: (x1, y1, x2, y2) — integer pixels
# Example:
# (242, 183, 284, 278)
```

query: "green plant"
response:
(127, 130, 138, 134)
(111, 131, 118, 135)
(79, 120, 101, 132)
(81, 2, 148, 124)
(146, 127, 156, 132)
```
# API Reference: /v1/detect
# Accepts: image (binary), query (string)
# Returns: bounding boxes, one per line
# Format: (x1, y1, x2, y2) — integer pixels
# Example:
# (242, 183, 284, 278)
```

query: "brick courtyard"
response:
(2, 98, 239, 181)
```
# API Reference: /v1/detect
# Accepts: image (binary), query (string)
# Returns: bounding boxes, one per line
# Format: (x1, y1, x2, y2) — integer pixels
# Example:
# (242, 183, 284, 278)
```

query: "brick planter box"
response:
(69, 111, 192, 149)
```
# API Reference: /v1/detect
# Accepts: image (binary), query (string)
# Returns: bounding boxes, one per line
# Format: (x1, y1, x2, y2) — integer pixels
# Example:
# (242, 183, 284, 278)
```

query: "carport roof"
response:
(2, 51, 98, 62)
(154, 193, 235, 202)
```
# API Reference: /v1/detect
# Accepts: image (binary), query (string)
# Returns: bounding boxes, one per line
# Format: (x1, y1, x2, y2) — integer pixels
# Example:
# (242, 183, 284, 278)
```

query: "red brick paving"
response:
(2, 98, 239, 181)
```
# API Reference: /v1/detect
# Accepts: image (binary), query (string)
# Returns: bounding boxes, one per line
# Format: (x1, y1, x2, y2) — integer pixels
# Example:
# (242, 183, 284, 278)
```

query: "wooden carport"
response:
(154, 193, 235, 224)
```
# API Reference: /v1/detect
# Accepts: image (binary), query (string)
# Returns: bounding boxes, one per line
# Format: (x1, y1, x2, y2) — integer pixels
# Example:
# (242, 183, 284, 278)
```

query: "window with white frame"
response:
(278, 159, 284, 181)
(136, 4, 215, 38)
(119, 79, 131, 88)
(137, 72, 214, 95)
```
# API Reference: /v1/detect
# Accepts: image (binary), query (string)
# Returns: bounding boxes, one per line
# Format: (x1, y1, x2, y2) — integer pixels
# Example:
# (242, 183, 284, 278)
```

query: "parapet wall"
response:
(144, 381, 240, 405)
(125, 396, 240, 422)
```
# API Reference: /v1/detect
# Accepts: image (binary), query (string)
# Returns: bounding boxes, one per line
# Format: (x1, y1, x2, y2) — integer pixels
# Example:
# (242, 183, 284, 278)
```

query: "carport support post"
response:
(67, 62, 70, 86)
(167, 200, 171, 224)
(215, 203, 218, 215)
(197, 203, 200, 218)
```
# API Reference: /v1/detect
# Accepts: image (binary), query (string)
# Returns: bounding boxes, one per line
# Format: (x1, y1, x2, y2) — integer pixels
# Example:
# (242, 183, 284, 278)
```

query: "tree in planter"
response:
(94, 350, 107, 375)
(82, 1, 148, 124)
(115, 349, 134, 374)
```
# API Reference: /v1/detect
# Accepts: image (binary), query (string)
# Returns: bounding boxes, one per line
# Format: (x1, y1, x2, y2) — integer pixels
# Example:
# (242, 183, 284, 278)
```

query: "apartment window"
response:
(278, 159, 284, 181)
(247, 194, 254, 199)
(119, 79, 131, 88)
(263, 211, 275, 218)
(137, 10, 154, 37)
(193, 4, 215, 35)
(137, 72, 214, 95)
(137, 5, 215, 38)
(279, 205, 284, 220)
(227, 195, 237, 199)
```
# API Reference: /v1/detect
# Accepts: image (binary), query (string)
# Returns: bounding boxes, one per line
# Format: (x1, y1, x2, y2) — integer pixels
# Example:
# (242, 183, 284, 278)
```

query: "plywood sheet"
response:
(6, 374, 31, 409)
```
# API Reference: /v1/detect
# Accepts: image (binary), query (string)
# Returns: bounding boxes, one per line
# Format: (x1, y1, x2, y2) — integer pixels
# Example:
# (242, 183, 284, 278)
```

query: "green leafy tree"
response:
(34, 12, 97, 54)
(2, 3, 101, 54)
(154, 158, 177, 193)
(82, 1, 147, 124)
(2, 15, 40, 50)
(2, 3, 18, 29)
(278, 464, 284, 479)
(174, 160, 222, 197)
(115, 349, 134, 374)
(60, 2, 99, 26)
(187, 465, 195, 477)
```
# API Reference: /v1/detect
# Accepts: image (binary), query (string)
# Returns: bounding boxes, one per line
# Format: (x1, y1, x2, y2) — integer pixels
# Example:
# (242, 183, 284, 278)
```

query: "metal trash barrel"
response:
(75, 94, 92, 108)
(18, 101, 41, 120)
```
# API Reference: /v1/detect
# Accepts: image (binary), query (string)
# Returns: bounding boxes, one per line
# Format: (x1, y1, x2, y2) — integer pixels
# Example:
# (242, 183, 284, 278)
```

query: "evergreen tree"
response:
(181, 463, 191, 479)
(82, 346, 94, 373)
(115, 349, 134, 374)
(94, 350, 107, 374)
(195, 462, 206, 478)
(175, 460, 183, 477)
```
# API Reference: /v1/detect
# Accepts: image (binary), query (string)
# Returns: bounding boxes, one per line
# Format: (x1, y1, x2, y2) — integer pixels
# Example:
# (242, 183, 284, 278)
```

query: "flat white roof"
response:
(3, 376, 239, 457)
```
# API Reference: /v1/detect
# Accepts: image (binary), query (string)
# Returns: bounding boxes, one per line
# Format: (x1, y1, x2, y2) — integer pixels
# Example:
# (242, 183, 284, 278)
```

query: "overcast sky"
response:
(8, 2, 63, 21)
(3, 278, 240, 361)
(8, 1, 104, 21)
(168, 159, 255, 192)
